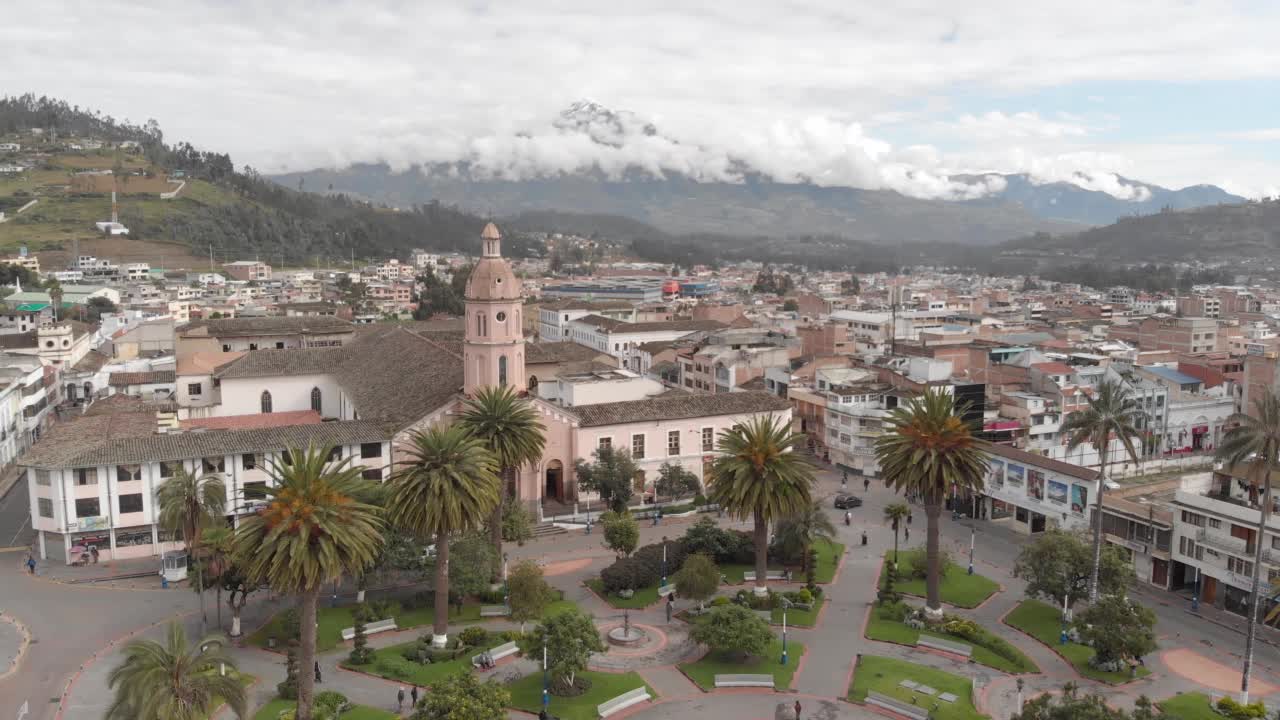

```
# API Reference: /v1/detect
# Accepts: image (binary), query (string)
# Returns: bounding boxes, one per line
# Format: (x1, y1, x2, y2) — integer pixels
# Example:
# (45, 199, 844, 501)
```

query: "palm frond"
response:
(873, 388, 988, 501)
(706, 415, 816, 524)
(386, 424, 502, 539)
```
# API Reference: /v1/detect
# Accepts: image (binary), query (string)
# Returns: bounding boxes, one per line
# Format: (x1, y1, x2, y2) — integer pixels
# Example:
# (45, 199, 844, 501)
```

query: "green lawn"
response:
(1004, 600, 1150, 685)
(251, 699, 397, 720)
(720, 539, 844, 585)
(771, 598, 824, 628)
(506, 670, 655, 720)
(879, 550, 999, 608)
(343, 631, 510, 687)
(863, 609, 1038, 674)
(678, 638, 804, 691)
(247, 600, 482, 653)
(849, 655, 984, 720)
(1157, 693, 1217, 720)
(585, 579, 660, 609)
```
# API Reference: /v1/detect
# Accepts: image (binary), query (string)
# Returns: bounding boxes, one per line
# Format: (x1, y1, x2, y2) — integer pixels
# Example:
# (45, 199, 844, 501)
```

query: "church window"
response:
(311, 387, 322, 413)
(498, 356, 508, 386)
(261, 390, 273, 414)
(528, 375, 539, 393)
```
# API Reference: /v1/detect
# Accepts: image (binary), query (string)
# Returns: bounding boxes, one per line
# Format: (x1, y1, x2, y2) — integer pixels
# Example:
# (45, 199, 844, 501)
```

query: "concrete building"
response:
(222, 261, 272, 282)
(541, 277, 666, 303)
(537, 299, 636, 341)
(567, 315, 725, 362)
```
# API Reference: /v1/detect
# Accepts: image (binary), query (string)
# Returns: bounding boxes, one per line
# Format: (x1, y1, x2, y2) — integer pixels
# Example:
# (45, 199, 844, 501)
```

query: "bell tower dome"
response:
(463, 223, 525, 395)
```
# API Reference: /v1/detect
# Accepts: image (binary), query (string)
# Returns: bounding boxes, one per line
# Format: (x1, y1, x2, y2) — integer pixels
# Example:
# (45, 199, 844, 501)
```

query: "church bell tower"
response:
(462, 223, 525, 395)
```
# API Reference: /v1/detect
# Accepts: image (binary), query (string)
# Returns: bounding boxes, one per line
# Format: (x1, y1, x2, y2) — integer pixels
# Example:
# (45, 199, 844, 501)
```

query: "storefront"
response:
(980, 445, 1100, 536)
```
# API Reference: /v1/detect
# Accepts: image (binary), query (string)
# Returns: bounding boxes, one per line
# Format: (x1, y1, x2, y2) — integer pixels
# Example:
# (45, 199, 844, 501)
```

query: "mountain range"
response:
(270, 101, 1244, 245)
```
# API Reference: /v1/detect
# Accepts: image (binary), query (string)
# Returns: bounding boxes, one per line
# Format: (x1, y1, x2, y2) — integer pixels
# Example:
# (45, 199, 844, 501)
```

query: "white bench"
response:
(657, 584, 676, 598)
(340, 617, 397, 641)
(471, 640, 519, 668)
(917, 636, 973, 658)
(714, 673, 774, 688)
(742, 570, 788, 582)
(866, 691, 930, 720)
(597, 686, 651, 717)
(480, 605, 509, 617)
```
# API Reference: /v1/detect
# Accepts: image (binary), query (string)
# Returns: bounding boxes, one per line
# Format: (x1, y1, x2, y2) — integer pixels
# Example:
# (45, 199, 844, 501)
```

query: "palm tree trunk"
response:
(893, 524, 900, 568)
(753, 509, 768, 597)
(433, 531, 450, 648)
(491, 468, 507, 583)
(296, 585, 321, 720)
(1088, 440, 1111, 602)
(924, 494, 943, 620)
(197, 563, 207, 635)
(1240, 484, 1270, 704)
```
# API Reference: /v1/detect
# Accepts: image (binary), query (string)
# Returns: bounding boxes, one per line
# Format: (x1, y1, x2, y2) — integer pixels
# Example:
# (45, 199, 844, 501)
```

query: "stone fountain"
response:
(606, 610, 646, 647)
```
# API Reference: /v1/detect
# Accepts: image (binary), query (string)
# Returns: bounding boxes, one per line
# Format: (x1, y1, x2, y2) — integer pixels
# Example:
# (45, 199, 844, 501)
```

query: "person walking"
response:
(25, 555, 35, 574)
(861, 529, 868, 546)
(314, 660, 322, 683)
(411, 685, 419, 707)
(794, 699, 803, 719)
(397, 686, 405, 711)
(863, 477, 870, 492)
(904, 526, 910, 543)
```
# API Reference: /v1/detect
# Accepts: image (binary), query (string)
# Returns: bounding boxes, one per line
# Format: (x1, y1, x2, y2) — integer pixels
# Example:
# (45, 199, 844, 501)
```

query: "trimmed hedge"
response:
(600, 538, 689, 593)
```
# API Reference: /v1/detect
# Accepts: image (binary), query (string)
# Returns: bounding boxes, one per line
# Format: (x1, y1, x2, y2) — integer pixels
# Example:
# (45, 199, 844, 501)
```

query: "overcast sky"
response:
(7, 0, 1280, 199)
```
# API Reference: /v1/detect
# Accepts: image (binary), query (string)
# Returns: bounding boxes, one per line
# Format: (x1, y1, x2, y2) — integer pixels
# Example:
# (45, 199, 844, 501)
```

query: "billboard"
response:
(1007, 464, 1025, 487)
(989, 460, 1005, 489)
(1027, 470, 1045, 500)
(1071, 485, 1089, 515)
(1048, 480, 1068, 505)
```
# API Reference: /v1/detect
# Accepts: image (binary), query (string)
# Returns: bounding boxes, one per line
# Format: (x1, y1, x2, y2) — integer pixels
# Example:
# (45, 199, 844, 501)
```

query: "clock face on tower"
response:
(496, 311, 507, 322)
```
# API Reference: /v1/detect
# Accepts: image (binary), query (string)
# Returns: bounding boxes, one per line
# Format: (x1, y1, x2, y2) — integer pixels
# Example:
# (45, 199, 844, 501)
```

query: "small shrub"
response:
(477, 588, 507, 604)
(458, 625, 488, 648)
(314, 691, 349, 715)
(876, 600, 910, 622)
(796, 588, 813, 604)
(375, 659, 412, 680)
(365, 599, 399, 621)
(1216, 697, 1268, 720)
(693, 493, 708, 507)
(907, 550, 953, 580)
(710, 596, 731, 607)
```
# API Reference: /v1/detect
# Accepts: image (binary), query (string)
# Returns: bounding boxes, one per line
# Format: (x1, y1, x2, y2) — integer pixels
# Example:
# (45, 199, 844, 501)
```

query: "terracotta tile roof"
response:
(177, 351, 246, 376)
(20, 403, 386, 468)
(72, 348, 111, 373)
(181, 410, 323, 431)
(214, 348, 347, 379)
(179, 315, 354, 339)
(526, 342, 610, 365)
(982, 442, 1101, 482)
(108, 370, 176, 386)
(569, 391, 791, 428)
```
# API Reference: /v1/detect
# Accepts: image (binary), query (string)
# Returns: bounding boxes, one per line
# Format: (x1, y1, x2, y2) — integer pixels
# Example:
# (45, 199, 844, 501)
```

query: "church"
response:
(22, 223, 791, 563)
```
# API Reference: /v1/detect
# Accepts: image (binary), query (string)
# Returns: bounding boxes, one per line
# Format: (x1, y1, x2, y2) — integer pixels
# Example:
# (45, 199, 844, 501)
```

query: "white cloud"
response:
(3, 0, 1279, 198)
(1223, 128, 1280, 141)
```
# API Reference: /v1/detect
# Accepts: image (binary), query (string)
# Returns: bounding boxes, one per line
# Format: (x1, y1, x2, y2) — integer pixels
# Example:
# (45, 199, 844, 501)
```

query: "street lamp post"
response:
(503, 553, 510, 608)
(967, 526, 975, 576)
(780, 599, 789, 665)
(542, 641, 549, 712)
(661, 536, 668, 586)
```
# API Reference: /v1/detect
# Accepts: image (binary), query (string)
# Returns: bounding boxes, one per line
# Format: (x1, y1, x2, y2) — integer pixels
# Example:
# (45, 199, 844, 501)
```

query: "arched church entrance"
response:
(544, 460, 564, 503)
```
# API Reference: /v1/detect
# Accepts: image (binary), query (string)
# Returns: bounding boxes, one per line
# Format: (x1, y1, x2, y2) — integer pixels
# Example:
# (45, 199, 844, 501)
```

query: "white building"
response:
(567, 315, 725, 362)
(537, 299, 637, 341)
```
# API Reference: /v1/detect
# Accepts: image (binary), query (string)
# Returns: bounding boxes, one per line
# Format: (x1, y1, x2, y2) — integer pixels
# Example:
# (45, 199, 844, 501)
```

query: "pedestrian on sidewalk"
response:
(411, 685, 419, 707)
(25, 554, 35, 574)
(861, 530, 868, 546)
(904, 527, 910, 543)
(863, 477, 870, 492)
(794, 699, 802, 719)
(314, 660, 322, 683)
(397, 687, 405, 711)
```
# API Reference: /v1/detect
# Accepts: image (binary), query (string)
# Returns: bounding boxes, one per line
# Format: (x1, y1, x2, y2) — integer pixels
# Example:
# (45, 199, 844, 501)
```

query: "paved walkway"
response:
(18, 463, 1280, 720)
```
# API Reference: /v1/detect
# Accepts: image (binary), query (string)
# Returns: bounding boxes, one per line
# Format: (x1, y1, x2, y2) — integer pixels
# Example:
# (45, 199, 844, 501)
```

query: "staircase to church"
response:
(532, 523, 566, 539)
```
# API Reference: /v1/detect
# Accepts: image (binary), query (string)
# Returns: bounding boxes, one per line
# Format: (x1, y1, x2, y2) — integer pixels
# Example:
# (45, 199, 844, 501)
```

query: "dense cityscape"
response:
(4, 3, 1280, 720)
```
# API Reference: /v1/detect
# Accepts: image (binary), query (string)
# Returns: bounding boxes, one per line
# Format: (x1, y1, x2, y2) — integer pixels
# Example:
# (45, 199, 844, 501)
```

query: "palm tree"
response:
(233, 444, 383, 720)
(707, 415, 815, 596)
(875, 388, 988, 620)
(46, 279, 62, 322)
(1060, 378, 1142, 602)
(200, 526, 236, 632)
(386, 424, 500, 647)
(457, 385, 546, 576)
(157, 467, 226, 634)
(773, 499, 837, 575)
(1214, 391, 1280, 704)
(883, 502, 911, 568)
(106, 622, 245, 720)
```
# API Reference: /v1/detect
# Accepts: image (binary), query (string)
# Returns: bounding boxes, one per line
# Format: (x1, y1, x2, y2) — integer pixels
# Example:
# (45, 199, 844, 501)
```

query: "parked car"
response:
(833, 494, 863, 509)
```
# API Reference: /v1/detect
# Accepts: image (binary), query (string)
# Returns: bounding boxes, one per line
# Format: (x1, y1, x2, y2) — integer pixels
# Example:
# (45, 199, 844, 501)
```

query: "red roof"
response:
(180, 410, 323, 431)
(1031, 362, 1075, 376)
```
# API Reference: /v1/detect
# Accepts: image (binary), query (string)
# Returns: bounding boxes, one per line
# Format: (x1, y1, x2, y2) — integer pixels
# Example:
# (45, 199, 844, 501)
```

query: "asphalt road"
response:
(0, 477, 32, 550)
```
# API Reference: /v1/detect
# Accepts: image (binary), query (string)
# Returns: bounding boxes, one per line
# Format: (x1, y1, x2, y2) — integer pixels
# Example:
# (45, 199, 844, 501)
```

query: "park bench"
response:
(657, 584, 677, 598)
(471, 641, 520, 669)
(866, 691, 930, 720)
(916, 636, 973, 658)
(714, 673, 775, 689)
(339, 617, 396, 642)
(480, 604, 509, 617)
(597, 687, 652, 717)
(742, 570, 788, 582)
